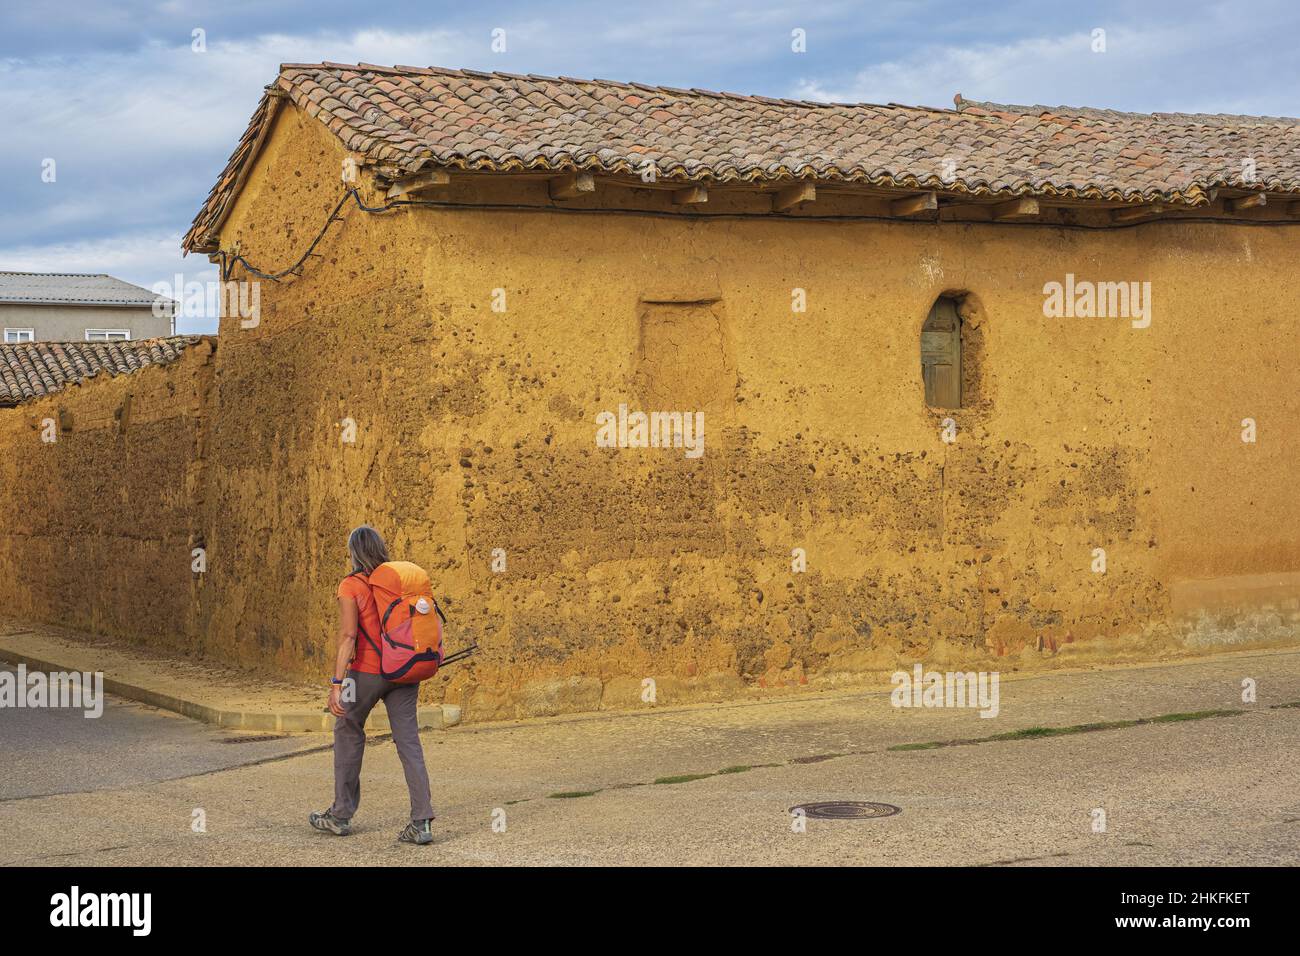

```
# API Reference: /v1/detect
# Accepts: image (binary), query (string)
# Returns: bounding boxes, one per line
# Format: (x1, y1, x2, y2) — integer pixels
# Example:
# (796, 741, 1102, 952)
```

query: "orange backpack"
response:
(363, 561, 445, 684)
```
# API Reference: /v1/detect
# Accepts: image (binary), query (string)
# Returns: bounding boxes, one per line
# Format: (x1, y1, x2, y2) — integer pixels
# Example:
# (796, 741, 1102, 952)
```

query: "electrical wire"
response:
(218, 186, 1300, 283)
(218, 189, 378, 282)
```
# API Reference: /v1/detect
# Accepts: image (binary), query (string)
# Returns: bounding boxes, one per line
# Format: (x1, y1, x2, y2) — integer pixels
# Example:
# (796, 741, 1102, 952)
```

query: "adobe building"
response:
(3, 63, 1298, 721)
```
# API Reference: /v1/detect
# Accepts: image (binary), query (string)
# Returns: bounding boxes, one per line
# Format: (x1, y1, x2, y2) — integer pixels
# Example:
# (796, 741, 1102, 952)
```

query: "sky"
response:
(2, 0, 1298, 334)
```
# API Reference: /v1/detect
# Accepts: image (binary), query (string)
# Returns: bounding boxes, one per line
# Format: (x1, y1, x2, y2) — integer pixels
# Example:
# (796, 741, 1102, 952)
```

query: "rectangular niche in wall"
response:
(634, 296, 736, 416)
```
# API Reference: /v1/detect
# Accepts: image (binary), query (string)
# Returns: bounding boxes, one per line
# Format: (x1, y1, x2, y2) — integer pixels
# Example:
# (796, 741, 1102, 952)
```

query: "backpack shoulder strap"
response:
(344, 571, 381, 654)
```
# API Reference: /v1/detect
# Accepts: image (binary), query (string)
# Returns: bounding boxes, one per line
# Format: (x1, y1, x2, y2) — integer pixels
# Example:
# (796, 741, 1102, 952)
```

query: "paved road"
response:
(0, 665, 327, 802)
(1, 651, 1298, 865)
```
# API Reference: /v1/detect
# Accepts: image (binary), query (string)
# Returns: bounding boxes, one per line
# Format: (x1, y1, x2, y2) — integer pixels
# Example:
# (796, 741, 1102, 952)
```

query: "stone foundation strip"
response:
(0, 627, 460, 733)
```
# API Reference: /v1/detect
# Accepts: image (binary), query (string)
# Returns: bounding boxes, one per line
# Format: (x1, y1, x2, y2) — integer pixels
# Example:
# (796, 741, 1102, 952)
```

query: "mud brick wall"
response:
(0, 341, 215, 650)
(198, 105, 1298, 721)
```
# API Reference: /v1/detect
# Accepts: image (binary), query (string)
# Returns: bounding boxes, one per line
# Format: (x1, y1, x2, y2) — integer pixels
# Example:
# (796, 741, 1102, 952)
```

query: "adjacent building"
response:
(0, 271, 175, 343)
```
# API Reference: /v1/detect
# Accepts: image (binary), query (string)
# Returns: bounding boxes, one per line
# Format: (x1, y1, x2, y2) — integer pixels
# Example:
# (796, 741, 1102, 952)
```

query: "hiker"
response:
(310, 525, 435, 845)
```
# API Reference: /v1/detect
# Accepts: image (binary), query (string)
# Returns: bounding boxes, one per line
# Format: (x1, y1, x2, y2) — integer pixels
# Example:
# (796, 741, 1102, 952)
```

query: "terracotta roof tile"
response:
(182, 64, 1300, 252)
(0, 336, 209, 407)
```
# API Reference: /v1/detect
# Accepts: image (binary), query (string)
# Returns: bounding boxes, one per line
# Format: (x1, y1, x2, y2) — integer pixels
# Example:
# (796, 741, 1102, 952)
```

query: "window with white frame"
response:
(4, 329, 35, 343)
(85, 329, 131, 341)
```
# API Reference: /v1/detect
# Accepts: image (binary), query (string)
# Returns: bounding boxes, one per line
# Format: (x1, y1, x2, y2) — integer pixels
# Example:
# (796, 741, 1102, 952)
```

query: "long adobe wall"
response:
(0, 341, 216, 650)
(2, 104, 1294, 721)
(195, 105, 1299, 721)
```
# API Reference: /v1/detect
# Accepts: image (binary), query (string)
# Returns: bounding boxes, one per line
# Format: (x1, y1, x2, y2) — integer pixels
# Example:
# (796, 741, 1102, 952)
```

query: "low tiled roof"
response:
(0, 272, 175, 308)
(0, 336, 209, 407)
(183, 63, 1300, 252)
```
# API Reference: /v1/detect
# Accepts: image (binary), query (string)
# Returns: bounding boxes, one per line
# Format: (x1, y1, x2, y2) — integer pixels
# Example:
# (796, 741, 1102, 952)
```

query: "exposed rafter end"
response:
(773, 182, 816, 213)
(386, 169, 450, 199)
(672, 185, 708, 205)
(1110, 203, 1164, 223)
(890, 192, 938, 217)
(549, 171, 596, 201)
(990, 198, 1039, 220)
(1225, 193, 1267, 213)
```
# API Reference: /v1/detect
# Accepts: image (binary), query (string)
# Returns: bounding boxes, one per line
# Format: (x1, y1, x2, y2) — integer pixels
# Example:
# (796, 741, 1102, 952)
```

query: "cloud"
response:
(791, 18, 1300, 116)
(1, 27, 470, 197)
(0, 28, 472, 332)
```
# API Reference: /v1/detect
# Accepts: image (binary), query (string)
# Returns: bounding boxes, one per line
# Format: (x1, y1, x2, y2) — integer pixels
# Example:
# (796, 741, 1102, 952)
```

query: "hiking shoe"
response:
(309, 810, 352, 836)
(398, 819, 434, 845)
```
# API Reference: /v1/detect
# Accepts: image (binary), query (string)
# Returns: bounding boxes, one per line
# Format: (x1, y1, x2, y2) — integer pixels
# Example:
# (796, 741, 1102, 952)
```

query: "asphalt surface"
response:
(0, 665, 326, 802)
(1, 651, 1298, 865)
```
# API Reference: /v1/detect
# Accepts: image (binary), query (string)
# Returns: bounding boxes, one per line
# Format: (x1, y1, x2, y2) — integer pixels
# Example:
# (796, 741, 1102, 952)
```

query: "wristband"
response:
(331, 677, 345, 686)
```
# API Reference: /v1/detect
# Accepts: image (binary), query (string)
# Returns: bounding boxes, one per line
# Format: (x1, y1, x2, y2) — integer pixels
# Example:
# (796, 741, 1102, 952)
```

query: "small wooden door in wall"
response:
(921, 298, 961, 408)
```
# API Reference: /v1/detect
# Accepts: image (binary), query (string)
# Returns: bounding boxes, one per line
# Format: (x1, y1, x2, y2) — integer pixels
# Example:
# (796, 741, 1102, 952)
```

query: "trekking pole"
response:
(439, 643, 478, 668)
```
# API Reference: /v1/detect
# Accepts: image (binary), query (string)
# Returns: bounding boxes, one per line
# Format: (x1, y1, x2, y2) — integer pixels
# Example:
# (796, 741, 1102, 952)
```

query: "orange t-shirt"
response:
(337, 572, 382, 674)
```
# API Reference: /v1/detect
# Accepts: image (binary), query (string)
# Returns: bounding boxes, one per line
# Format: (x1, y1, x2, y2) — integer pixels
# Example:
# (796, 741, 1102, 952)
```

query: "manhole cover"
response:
(790, 801, 901, 820)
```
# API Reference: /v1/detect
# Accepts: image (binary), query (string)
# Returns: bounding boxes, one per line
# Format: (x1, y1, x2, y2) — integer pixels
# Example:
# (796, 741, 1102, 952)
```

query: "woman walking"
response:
(310, 525, 435, 845)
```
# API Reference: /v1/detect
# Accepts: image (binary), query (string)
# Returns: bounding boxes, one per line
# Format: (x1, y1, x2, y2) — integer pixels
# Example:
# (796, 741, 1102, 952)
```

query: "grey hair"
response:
(347, 525, 390, 575)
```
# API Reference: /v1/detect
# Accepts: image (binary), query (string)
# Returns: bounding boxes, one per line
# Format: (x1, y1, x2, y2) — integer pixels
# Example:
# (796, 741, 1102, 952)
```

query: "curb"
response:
(0, 647, 461, 734)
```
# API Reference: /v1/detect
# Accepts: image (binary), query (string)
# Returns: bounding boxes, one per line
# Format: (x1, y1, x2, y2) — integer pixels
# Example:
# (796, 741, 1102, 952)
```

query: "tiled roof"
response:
(0, 272, 175, 307)
(183, 63, 1300, 252)
(0, 336, 208, 407)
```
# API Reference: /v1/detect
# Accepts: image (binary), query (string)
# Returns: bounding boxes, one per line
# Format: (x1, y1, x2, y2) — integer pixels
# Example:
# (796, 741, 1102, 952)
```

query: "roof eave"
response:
(182, 90, 285, 255)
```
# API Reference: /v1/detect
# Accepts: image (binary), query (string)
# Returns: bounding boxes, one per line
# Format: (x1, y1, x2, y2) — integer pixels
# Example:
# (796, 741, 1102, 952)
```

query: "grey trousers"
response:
(330, 669, 435, 823)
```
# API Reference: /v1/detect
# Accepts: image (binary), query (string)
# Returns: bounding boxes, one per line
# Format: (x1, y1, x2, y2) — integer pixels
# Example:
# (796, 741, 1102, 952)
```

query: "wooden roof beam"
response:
(890, 192, 938, 216)
(1111, 203, 1164, 223)
(549, 172, 596, 201)
(672, 185, 708, 205)
(1225, 193, 1267, 213)
(990, 198, 1040, 220)
(386, 169, 450, 200)
(772, 182, 816, 212)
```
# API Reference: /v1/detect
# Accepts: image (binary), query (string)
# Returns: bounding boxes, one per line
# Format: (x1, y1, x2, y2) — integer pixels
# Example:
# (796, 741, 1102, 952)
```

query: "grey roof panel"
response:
(0, 272, 176, 307)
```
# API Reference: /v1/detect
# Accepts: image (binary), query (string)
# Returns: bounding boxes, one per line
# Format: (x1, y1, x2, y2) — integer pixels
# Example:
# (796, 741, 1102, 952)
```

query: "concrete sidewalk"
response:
(0, 621, 459, 733)
(2, 645, 1298, 865)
